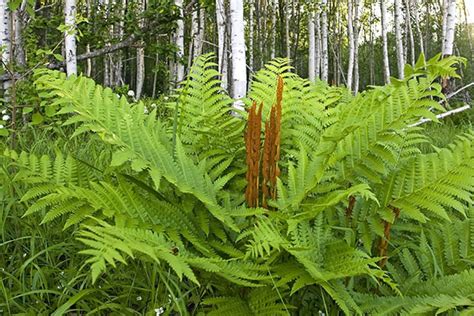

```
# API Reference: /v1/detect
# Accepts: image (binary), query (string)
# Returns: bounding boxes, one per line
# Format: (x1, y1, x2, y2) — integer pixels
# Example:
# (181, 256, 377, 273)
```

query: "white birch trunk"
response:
(136, 0, 145, 99)
(198, 7, 205, 55)
(271, 0, 279, 59)
(13, 1, 26, 67)
(230, 0, 247, 108)
(191, 9, 199, 61)
(412, 0, 424, 57)
(394, 0, 405, 79)
(405, 0, 415, 66)
(308, 11, 315, 81)
(249, 0, 254, 71)
(347, 0, 354, 91)
(0, 0, 11, 93)
(442, 0, 448, 42)
(216, 0, 228, 90)
(442, 0, 456, 56)
(380, 0, 390, 83)
(174, 0, 185, 84)
(285, 0, 290, 60)
(64, 0, 77, 76)
(315, 8, 321, 78)
(321, 0, 328, 82)
(353, 0, 360, 92)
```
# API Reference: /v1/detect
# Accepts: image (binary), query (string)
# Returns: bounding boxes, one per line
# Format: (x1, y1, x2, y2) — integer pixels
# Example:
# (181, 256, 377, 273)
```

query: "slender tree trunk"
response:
(285, 0, 290, 60)
(64, 0, 77, 76)
(114, 0, 126, 85)
(271, 0, 278, 59)
(412, 0, 425, 57)
(308, 11, 316, 81)
(103, 0, 111, 86)
(190, 8, 199, 64)
(441, 0, 448, 44)
(369, 3, 375, 85)
(0, 0, 11, 93)
(12, 1, 26, 67)
(249, 0, 254, 71)
(85, 0, 92, 76)
(380, 0, 390, 83)
(352, 0, 360, 92)
(321, 0, 328, 82)
(315, 7, 321, 79)
(230, 0, 247, 108)
(136, 0, 145, 99)
(394, 0, 405, 78)
(174, 0, 185, 85)
(347, 0, 354, 90)
(442, 0, 456, 57)
(216, 0, 228, 90)
(405, 0, 415, 66)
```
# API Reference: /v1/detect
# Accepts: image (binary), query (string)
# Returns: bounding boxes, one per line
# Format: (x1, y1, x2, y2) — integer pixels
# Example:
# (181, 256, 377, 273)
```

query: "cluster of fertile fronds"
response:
(244, 77, 283, 208)
(244, 101, 262, 208)
(261, 76, 283, 208)
(4, 53, 474, 315)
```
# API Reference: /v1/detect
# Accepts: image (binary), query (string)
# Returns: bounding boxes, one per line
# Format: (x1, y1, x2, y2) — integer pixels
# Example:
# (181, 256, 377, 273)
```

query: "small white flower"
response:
(127, 90, 135, 97)
(0, 125, 4, 129)
(150, 103, 157, 108)
(60, 271, 65, 276)
(57, 285, 62, 289)
(136, 295, 142, 301)
(22, 253, 27, 258)
(164, 96, 169, 101)
(1, 109, 6, 114)
(155, 307, 165, 316)
(2, 115, 10, 121)
(143, 107, 149, 114)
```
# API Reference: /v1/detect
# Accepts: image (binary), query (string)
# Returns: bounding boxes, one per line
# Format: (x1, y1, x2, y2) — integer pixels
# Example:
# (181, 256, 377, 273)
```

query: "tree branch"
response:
(409, 104, 471, 127)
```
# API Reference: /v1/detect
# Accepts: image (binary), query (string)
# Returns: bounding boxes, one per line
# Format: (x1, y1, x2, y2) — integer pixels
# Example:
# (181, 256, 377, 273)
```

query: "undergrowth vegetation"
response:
(1, 53, 473, 315)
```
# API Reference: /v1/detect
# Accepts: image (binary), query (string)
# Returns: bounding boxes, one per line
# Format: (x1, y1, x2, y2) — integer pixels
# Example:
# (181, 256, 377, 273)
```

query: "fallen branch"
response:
(409, 104, 471, 127)
(48, 34, 138, 69)
(445, 81, 474, 99)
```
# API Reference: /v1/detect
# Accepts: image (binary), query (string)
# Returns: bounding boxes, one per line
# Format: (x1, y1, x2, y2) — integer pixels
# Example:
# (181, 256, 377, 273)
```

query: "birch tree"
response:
(321, 0, 328, 82)
(315, 6, 321, 79)
(174, 0, 185, 84)
(394, 0, 405, 79)
(412, 0, 424, 57)
(380, 0, 390, 83)
(249, 0, 254, 71)
(0, 0, 11, 91)
(136, 0, 145, 99)
(229, 0, 246, 108)
(64, 0, 78, 76)
(216, 0, 228, 90)
(347, 0, 354, 90)
(270, 0, 279, 59)
(442, 0, 456, 56)
(352, 0, 360, 92)
(308, 11, 316, 81)
(405, 0, 415, 66)
(12, 0, 26, 67)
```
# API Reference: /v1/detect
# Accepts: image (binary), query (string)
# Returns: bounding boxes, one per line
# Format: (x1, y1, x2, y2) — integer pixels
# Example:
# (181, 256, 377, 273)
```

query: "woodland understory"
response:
(0, 0, 474, 315)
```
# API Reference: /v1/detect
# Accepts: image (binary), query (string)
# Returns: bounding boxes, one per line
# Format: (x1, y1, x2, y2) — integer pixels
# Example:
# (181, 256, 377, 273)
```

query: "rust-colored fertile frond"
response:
(262, 76, 283, 208)
(245, 101, 263, 208)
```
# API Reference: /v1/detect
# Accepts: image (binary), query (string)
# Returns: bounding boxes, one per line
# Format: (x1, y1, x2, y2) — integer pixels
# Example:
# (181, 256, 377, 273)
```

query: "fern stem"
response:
(378, 207, 400, 268)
